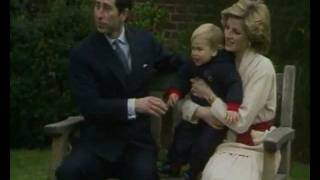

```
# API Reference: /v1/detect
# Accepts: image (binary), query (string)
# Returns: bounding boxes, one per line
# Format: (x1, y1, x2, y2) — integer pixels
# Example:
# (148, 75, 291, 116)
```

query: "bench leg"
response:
(262, 151, 276, 180)
(47, 134, 69, 180)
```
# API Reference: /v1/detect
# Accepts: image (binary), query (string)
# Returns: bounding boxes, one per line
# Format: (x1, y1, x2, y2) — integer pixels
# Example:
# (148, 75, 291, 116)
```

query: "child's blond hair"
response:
(191, 23, 224, 49)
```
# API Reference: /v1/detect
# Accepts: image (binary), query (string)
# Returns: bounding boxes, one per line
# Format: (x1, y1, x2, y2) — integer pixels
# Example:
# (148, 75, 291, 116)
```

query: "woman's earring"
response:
(212, 51, 218, 57)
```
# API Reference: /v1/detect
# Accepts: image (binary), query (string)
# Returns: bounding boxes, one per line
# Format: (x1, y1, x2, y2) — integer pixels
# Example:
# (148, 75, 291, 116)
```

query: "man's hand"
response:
(135, 96, 168, 118)
(167, 93, 179, 107)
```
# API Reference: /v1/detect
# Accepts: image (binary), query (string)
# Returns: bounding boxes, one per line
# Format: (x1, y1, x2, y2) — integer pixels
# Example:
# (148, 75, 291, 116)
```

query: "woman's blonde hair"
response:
(191, 23, 224, 49)
(221, 0, 271, 55)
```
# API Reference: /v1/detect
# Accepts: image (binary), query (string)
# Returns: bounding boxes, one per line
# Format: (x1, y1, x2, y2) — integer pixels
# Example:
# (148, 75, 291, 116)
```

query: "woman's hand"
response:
(195, 106, 224, 129)
(190, 78, 216, 101)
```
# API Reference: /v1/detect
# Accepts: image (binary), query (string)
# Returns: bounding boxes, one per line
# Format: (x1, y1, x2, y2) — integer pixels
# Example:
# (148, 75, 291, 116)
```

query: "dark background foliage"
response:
(10, 0, 309, 163)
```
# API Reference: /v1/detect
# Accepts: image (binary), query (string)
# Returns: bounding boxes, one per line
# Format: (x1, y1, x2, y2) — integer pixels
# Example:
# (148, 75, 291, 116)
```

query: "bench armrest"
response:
(44, 116, 84, 136)
(263, 127, 295, 153)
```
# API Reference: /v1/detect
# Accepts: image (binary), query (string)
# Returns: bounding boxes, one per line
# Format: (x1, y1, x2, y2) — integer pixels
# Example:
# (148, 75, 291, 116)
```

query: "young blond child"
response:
(160, 23, 243, 180)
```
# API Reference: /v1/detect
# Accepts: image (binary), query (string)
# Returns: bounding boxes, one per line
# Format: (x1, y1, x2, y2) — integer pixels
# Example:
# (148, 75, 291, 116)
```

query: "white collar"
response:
(105, 25, 127, 45)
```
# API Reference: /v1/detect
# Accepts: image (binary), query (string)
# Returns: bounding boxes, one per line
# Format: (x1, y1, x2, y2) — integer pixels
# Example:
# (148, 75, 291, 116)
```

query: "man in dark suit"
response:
(55, 0, 185, 179)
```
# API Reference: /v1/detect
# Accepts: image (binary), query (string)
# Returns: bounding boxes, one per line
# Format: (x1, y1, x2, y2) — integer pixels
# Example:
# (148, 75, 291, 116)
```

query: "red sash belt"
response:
(236, 121, 272, 146)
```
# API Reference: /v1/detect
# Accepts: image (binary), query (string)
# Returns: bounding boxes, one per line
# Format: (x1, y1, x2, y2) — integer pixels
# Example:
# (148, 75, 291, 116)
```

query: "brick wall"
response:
(134, 0, 233, 49)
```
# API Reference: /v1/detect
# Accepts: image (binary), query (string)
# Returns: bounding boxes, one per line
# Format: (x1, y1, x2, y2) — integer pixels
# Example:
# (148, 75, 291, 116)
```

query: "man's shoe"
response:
(181, 170, 199, 180)
(158, 162, 181, 177)
(181, 171, 192, 180)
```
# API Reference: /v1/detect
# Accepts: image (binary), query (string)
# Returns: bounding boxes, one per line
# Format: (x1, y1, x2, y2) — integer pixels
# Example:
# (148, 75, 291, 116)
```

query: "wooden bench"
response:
(44, 65, 296, 180)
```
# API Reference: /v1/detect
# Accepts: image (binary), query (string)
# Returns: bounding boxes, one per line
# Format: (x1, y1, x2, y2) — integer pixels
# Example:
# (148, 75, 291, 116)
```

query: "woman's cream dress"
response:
(181, 49, 281, 180)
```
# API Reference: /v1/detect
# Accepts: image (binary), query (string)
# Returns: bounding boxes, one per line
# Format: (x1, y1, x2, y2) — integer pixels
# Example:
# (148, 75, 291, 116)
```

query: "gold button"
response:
(208, 95, 216, 104)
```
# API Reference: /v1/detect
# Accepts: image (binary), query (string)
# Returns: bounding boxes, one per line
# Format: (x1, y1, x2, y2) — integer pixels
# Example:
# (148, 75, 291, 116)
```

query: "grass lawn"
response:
(10, 149, 310, 180)
(10, 149, 51, 180)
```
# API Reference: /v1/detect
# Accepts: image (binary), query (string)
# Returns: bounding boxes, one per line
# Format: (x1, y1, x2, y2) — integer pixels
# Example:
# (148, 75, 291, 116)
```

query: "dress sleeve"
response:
(210, 64, 276, 133)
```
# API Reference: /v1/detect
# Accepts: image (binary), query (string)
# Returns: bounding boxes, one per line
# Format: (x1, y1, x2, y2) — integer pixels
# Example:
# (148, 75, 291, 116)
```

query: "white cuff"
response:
(181, 98, 200, 124)
(127, 98, 136, 120)
(209, 97, 226, 121)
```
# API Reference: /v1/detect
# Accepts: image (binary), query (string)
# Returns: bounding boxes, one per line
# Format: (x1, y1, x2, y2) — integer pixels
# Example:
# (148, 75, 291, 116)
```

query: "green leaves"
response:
(129, 1, 169, 43)
(11, 0, 91, 148)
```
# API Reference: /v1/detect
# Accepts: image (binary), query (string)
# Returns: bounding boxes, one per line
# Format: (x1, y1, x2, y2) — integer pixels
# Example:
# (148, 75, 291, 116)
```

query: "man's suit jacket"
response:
(68, 27, 184, 162)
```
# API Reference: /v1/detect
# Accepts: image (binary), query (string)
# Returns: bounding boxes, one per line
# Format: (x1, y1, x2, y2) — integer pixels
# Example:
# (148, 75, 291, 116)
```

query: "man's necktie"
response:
(113, 40, 130, 73)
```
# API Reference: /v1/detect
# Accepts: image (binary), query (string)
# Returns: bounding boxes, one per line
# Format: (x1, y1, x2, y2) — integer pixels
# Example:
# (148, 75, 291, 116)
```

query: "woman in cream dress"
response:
(180, 0, 281, 179)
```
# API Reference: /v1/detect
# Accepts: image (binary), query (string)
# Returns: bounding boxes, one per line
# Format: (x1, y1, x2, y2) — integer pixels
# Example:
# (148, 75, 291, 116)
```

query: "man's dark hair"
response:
(115, 0, 133, 13)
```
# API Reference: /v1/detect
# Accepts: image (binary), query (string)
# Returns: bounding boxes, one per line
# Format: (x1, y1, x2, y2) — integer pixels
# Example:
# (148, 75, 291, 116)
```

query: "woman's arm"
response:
(181, 94, 224, 128)
(189, 63, 276, 133)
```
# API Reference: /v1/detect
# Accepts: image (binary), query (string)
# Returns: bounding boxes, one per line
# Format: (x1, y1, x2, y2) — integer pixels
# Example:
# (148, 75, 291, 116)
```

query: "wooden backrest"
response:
(275, 65, 296, 177)
(277, 65, 296, 128)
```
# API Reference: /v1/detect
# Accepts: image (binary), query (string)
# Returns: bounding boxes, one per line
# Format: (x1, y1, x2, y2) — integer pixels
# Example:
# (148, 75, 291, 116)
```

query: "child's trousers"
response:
(166, 120, 227, 177)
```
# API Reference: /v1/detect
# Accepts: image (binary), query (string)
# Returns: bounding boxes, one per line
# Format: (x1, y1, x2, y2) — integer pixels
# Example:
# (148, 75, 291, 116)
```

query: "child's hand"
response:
(225, 111, 240, 125)
(167, 93, 179, 107)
